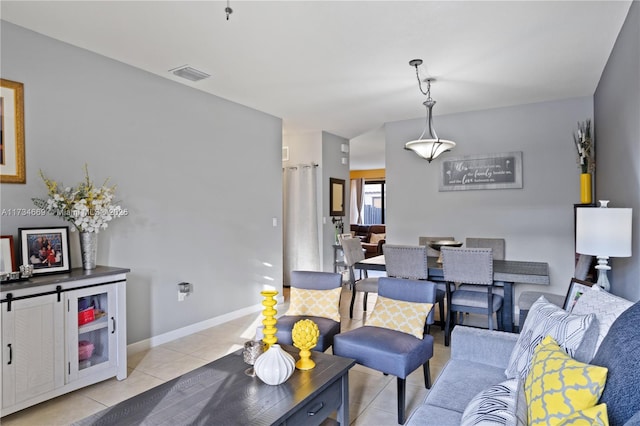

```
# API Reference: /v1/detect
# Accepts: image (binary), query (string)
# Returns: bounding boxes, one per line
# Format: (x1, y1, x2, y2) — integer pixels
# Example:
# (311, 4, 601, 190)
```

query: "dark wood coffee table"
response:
(73, 345, 355, 426)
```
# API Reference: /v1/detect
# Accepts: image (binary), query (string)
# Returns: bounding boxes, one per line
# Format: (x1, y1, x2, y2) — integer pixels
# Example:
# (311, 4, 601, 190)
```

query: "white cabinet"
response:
(1, 294, 65, 408)
(1, 267, 128, 416)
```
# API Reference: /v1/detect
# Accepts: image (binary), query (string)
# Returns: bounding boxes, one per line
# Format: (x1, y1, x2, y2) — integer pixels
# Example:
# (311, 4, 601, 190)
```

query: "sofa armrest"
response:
(376, 239, 385, 254)
(450, 326, 519, 370)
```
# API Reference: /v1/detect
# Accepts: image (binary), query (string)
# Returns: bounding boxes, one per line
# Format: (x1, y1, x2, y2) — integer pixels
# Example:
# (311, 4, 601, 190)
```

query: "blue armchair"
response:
(333, 277, 436, 424)
(273, 270, 343, 352)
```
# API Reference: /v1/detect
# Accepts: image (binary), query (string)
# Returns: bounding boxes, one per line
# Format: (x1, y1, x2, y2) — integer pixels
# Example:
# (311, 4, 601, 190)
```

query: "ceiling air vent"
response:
(169, 65, 210, 82)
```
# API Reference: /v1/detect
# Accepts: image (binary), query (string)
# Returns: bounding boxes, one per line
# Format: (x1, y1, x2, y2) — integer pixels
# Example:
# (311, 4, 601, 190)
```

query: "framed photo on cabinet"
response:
(19, 227, 71, 275)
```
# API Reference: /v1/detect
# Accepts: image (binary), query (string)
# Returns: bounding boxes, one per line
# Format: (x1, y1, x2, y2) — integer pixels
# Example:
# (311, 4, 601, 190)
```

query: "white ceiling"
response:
(0, 1, 632, 170)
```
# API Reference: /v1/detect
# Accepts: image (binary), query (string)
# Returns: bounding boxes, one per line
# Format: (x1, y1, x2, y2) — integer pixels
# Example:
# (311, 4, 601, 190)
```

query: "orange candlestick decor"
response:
(260, 290, 279, 348)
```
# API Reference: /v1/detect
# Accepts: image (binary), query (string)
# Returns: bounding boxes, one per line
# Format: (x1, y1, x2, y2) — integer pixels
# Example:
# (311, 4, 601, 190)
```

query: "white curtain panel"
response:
(283, 164, 320, 286)
(350, 178, 364, 225)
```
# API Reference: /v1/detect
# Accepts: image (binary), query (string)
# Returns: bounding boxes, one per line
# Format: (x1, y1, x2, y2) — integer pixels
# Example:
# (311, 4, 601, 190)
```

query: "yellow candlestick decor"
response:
(260, 290, 279, 348)
(292, 319, 320, 370)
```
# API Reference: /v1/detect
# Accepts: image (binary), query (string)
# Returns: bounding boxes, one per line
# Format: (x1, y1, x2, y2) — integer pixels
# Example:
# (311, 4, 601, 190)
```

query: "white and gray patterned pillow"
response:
(460, 378, 527, 426)
(505, 296, 595, 380)
(572, 286, 632, 353)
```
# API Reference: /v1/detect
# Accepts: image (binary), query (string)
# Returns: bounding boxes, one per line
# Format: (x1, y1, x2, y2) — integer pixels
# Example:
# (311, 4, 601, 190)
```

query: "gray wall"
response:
(0, 22, 283, 344)
(594, 1, 640, 301)
(321, 131, 350, 273)
(385, 97, 595, 303)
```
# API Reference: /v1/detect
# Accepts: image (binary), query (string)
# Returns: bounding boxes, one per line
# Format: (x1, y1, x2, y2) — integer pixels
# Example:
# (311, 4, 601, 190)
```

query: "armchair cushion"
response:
(366, 295, 433, 339)
(505, 296, 595, 380)
(286, 287, 342, 322)
(333, 325, 433, 379)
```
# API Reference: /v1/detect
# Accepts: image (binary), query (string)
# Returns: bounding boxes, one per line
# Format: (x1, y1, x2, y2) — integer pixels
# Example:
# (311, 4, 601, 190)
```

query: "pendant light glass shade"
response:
(405, 59, 456, 163)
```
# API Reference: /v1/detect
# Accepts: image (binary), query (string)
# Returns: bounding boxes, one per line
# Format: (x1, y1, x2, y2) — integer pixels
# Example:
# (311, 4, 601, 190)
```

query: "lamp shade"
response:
(405, 139, 456, 162)
(576, 207, 632, 257)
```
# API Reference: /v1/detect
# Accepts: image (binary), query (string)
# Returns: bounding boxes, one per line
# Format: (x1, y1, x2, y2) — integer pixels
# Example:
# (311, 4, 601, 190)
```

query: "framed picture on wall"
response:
(19, 227, 71, 275)
(330, 178, 345, 216)
(0, 79, 26, 183)
(564, 278, 594, 313)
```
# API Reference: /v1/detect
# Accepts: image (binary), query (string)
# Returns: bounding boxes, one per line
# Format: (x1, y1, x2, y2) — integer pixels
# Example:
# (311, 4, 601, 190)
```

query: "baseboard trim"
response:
(127, 296, 284, 356)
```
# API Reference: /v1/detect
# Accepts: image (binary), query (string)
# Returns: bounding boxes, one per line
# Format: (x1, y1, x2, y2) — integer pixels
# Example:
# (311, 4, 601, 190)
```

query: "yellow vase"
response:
(580, 173, 592, 204)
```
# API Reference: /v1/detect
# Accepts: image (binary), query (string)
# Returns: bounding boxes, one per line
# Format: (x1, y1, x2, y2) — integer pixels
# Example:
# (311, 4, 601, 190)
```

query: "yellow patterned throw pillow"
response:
(525, 336, 608, 426)
(285, 287, 342, 322)
(555, 404, 609, 426)
(366, 296, 433, 339)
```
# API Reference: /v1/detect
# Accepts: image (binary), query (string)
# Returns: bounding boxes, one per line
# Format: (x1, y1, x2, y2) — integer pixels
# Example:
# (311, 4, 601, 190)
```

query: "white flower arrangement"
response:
(33, 166, 127, 233)
(573, 119, 594, 174)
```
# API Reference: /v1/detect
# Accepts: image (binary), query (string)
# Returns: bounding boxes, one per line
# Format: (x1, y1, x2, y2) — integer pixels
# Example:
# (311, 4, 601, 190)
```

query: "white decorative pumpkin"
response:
(254, 344, 295, 385)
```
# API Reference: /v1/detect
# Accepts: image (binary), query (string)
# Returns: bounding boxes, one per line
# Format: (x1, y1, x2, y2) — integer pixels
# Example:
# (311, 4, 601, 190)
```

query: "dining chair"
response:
(333, 277, 436, 424)
(418, 236, 455, 258)
(458, 237, 506, 297)
(257, 270, 343, 352)
(383, 244, 446, 330)
(441, 247, 503, 346)
(341, 237, 379, 319)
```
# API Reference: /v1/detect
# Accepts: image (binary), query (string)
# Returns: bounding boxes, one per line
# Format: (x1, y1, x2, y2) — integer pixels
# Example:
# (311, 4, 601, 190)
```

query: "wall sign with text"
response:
(439, 151, 523, 191)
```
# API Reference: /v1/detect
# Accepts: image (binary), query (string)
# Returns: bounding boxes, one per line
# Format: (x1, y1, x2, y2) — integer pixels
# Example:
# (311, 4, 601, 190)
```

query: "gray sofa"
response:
(407, 297, 640, 426)
(407, 326, 519, 425)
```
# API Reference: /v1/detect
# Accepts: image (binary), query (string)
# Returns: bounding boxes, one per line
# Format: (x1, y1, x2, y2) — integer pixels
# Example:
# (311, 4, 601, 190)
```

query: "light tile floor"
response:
(1, 284, 466, 426)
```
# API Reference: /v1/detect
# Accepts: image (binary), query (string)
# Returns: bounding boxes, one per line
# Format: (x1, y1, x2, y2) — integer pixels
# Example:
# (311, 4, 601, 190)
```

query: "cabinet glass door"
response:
(67, 285, 116, 381)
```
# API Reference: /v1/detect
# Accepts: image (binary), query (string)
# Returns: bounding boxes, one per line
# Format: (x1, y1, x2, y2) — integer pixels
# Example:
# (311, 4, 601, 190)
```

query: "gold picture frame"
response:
(330, 178, 345, 217)
(1, 79, 26, 184)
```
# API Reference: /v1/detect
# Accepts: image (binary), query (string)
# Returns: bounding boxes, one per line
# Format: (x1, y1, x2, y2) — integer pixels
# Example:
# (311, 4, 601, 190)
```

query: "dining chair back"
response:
(341, 237, 379, 318)
(441, 247, 503, 346)
(465, 237, 506, 260)
(418, 236, 455, 257)
(383, 244, 446, 330)
(333, 277, 436, 424)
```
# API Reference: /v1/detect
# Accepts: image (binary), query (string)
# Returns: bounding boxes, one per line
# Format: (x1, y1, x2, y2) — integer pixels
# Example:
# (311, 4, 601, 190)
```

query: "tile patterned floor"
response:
(1, 285, 459, 426)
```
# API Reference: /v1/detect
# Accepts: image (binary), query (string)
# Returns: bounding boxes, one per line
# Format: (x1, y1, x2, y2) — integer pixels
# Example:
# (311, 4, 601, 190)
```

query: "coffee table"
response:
(74, 345, 355, 426)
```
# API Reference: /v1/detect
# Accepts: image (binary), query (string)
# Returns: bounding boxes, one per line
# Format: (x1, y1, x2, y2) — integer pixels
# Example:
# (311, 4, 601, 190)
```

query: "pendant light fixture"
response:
(405, 59, 456, 163)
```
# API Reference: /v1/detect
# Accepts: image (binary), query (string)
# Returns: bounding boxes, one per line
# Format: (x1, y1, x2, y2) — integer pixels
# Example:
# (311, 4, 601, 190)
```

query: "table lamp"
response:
(576, 200, 632, 291)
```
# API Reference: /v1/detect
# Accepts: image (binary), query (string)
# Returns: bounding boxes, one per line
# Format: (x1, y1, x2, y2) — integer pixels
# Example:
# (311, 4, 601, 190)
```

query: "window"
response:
(363, 180, 386, 224)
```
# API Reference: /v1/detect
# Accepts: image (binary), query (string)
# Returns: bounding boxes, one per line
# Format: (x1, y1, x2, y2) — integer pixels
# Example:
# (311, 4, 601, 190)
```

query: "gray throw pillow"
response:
(591, 301, 640, 426)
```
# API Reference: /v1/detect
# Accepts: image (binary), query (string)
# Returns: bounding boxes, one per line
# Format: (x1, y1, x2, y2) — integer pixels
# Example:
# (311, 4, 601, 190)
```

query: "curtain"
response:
(283, 164, 320, 286)
(350, 178, 364, 224)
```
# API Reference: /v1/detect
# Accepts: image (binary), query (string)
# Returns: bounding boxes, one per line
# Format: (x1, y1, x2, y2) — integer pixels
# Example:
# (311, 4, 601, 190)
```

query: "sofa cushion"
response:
(555, 404, 609, 426)
(460, 378, 527, 426)
(366, 295, 432, 339)
(285, 287, 342, 322)
(525, 336, 608, 426)
(406, 404, 463, 426)
(571, 285, 633, 353)
(423, 359, 508, 414)
(591, 301, 640, 426)
(505, 296, 595, 380)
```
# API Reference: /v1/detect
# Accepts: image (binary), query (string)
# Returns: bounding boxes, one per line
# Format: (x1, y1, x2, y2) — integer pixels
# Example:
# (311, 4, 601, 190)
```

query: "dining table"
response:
(355, 254, 550, 332)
